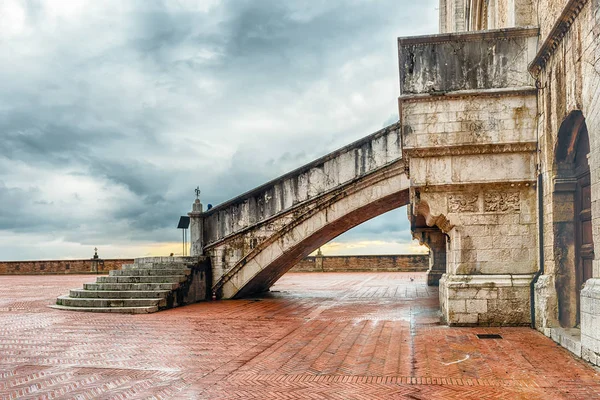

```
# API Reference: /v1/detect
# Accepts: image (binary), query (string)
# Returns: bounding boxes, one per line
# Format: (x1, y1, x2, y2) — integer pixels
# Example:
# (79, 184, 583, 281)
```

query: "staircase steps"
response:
(69, 289, 170, 298)
(96, 276, 187, 284)
(51, 305, 159, 314)
(51, 256, 207, 314)
(110, 269, 191, 276)
(83, 282, 179, 291)
(57, 296, 165, 308)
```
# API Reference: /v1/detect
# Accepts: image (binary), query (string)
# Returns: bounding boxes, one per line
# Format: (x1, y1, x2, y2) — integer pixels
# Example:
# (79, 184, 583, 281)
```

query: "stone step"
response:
(57, 295, 165, 308)
(54, 256, 206, 314)
(84, 282, 179, 291)
(134, 256, 201, 264)
(110, 268, 190, 277)
(50, 304, 158, 314)
(96, 276, 187, 284)
(123, 263, 195, 270)
(69, 289, 171, 299)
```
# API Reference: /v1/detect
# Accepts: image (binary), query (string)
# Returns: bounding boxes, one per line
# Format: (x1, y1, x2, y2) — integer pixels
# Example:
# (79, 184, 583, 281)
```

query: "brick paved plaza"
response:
(1, 272, 599, 399)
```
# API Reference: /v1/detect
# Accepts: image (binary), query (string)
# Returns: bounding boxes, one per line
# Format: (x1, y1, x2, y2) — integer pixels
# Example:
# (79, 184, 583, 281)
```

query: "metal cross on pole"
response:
(195, 186, 201, 200)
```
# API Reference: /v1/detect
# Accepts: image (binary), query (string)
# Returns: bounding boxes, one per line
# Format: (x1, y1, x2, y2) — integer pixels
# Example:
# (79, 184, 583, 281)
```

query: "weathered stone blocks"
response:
(581, 279, 600, 366)
(441, 274, 534, 325)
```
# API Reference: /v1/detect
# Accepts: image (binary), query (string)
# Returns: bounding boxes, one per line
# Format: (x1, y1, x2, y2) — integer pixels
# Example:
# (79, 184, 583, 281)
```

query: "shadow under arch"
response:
(553, 110, 594, 328)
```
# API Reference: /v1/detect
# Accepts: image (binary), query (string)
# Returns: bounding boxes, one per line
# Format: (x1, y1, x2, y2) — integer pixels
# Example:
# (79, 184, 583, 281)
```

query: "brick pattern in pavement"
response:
(0, 273, 599, 399)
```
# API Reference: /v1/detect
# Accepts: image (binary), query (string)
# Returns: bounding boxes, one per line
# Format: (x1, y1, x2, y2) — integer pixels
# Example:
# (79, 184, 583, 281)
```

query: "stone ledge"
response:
(444, 274, 535, 288)
(134, 256, 206, 264)
(398, 87, 537, 103)
(403, 142, 538, 158)
(548, 327, 582, 358)
(581, 278, 600, 299)
(398, 26, 539, 46)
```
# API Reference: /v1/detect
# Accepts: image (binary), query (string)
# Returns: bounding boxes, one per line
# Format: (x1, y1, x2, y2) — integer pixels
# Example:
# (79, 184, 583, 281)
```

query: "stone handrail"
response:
(203, 123, 403, 245)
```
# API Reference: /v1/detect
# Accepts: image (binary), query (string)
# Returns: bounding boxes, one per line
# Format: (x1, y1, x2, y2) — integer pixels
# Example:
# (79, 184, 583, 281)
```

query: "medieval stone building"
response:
(404, 0, 599, 365)
(54, 0, 600, 370)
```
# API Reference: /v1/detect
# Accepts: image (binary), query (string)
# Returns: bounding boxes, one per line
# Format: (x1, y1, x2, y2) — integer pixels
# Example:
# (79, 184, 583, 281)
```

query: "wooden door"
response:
(575, 132, 593, 326)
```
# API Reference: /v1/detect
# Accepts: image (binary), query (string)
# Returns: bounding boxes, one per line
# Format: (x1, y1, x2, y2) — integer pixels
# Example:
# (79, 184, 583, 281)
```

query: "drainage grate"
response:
(477, 334, 503, 339)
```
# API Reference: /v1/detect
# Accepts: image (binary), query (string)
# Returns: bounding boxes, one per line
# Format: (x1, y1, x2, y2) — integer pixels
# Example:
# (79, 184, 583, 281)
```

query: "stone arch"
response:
(466, 0, 488, 31)
(553, 110, 593, 327)
(410, 210, 448, 286)
(210, 167, 411, 299)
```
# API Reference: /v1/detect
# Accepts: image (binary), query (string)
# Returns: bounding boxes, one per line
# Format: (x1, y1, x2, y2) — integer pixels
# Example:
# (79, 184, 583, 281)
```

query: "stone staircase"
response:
(51, 256, 209, 314)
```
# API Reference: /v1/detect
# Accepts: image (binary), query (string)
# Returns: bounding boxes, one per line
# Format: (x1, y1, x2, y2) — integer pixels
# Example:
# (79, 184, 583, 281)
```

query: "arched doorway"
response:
(554, 110, 594, 327)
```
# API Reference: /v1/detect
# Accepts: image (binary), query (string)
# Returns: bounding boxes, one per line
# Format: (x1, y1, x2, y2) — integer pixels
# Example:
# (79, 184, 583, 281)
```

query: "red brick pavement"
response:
(0, 272, 599, 399)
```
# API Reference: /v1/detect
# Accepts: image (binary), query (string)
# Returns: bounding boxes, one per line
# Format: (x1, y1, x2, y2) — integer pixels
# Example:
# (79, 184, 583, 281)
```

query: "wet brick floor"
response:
(1, 272, 599, 399)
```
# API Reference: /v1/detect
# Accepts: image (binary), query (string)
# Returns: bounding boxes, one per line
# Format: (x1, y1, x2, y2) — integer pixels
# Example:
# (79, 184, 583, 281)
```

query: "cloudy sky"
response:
(0, 0, 437, 261)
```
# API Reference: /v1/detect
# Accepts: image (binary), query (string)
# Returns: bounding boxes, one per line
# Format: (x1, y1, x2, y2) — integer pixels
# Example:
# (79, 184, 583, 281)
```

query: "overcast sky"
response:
(0, 0, 437, 261)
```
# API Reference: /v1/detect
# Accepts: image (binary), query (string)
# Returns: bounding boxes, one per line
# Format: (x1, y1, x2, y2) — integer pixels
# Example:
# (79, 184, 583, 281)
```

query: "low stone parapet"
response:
(1, 254, 429, 275)
(0, 259, 134, 275)
(291, 254, 428, 273)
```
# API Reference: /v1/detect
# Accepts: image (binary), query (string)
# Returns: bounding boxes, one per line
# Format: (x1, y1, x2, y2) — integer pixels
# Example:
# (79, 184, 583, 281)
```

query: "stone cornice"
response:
(398, 27, 539, 47)
(403, 142, 538, 158)
(413, 181, 537, 193)
(529, 0, 589, 77)
(398, 87, 537, 103)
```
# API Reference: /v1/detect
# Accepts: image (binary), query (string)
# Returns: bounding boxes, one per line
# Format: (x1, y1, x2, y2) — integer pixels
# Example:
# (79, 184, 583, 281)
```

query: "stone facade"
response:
(430, 0, 600, 365)
(291, 254, 428, 273)
(399, 26, 539, 326)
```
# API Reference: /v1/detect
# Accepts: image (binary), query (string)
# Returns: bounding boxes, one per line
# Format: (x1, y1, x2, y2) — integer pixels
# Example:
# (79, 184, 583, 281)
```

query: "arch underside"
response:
(234, 189, 410, 298)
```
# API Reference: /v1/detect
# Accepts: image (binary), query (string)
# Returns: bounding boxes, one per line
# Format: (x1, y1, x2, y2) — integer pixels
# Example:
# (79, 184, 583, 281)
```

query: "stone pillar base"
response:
(426, 270, 444, 286)
(581, 279, 600, 367)
(533, 274, 558, 329)
(440, 274, 534, 326)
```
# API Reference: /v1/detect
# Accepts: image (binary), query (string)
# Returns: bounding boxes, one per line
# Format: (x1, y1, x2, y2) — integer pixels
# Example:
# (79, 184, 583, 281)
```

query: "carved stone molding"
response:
(529, 0, 589, 77)
(398, 26, 539, 46)
(414, 201, 455, 233)
(484, 192, 521, 212)
(398, 87, 537, 103)
(448, 194, 479, 213)
(411, 181, 536, 193)
(553, 177, 577, 193)
(403, 142, 538, 158)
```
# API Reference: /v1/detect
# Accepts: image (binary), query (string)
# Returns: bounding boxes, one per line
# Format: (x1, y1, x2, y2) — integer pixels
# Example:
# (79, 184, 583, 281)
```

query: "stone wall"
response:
(0, 259, 134, 275)
(291, 254, 428, 273)
(528, 0, 600, 366)
(399, 26, 539, 326)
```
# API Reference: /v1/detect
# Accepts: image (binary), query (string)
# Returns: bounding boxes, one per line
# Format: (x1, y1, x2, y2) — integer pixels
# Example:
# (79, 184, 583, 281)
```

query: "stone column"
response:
(188, 199, 204, 256)
(424, 230, 447, 286)
(315, 248, 324, 271)
(411, 227, 447, 286)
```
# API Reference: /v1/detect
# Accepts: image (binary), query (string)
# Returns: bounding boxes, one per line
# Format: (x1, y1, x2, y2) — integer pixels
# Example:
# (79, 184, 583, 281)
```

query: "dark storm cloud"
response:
(0, 113, 122, 165)
(0, 0, 437, 259)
